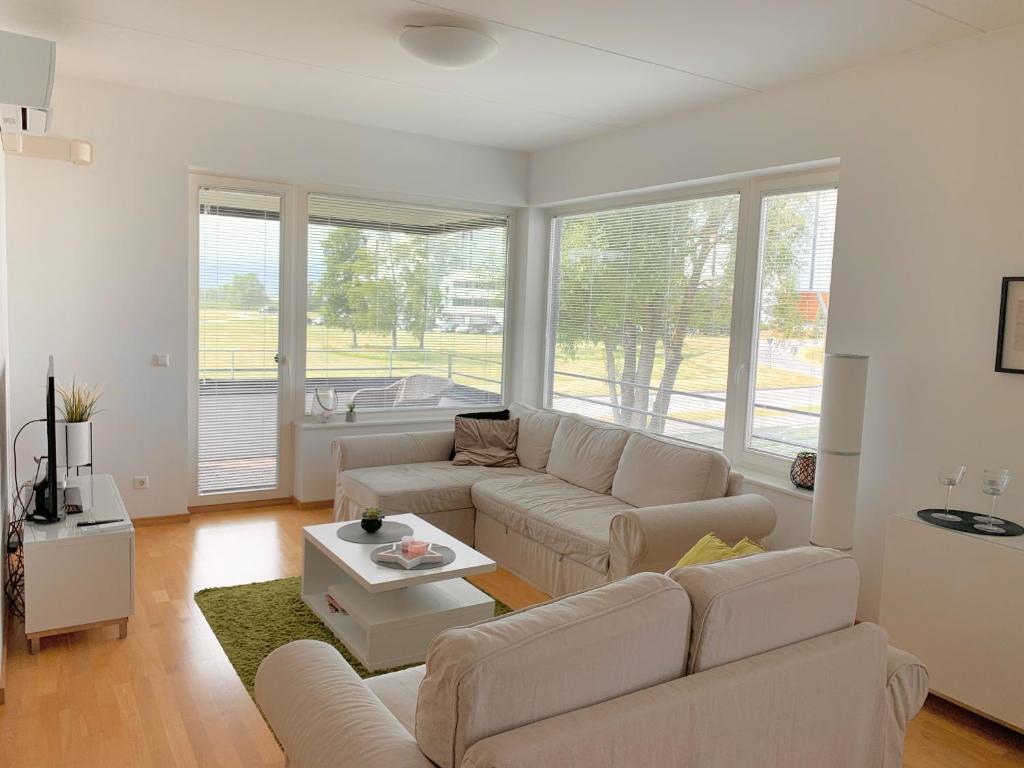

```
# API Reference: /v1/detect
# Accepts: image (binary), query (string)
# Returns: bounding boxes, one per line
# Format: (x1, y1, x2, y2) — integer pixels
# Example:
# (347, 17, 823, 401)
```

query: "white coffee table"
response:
(301, 513, 497, 671)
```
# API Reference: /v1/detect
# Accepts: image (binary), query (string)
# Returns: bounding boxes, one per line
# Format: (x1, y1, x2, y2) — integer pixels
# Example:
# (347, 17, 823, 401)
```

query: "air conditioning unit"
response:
(0, 30, 56, 135)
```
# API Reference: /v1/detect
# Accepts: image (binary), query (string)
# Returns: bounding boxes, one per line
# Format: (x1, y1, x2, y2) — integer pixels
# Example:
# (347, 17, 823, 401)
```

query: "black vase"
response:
(360, 517, 383, 533)
(790, 452, 817, 491)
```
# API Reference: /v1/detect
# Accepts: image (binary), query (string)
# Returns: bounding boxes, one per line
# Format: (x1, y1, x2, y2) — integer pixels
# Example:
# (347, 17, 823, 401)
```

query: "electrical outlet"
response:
(132, 475, 150, 490)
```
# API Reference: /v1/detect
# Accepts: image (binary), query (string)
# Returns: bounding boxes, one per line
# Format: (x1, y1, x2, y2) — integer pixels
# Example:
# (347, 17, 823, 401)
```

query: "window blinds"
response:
(547, 194, 740, 448)
(305, 194, 509, 412)
(746, 187, 838, 458)
(197, 188, 282, 495)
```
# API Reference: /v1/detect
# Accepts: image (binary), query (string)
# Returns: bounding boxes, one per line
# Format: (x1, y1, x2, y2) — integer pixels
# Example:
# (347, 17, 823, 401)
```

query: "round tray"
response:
(337, 520, 415, 544)
(371, 543, 456, 570)
(917, 509, 1024, 537)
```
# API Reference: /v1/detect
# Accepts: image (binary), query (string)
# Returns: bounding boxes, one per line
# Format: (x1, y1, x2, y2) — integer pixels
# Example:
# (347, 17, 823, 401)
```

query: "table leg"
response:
(29, 636, 39, 654)
(119, 618, 128, 639)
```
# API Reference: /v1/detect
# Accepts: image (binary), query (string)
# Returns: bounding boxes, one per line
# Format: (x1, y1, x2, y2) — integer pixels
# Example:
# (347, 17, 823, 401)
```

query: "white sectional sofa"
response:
(256, 546, 929, 768)
(333, 403, 777, 596)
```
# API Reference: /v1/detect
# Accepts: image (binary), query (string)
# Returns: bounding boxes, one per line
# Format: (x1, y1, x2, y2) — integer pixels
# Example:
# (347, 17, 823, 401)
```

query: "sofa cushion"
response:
(674, 532, 739, 568)
(668, 546, 859, 674)
(611, 433, 730, 507)
(365, 665, 426, 735)
(546, 416, 630, 494)
(472, 474, 633, 572)
(447, 409, 509, 460)
(415, 572, 691, 768)
(508, 403, 561, 471)
(340, 461, 536, 516)
(451, 416, 520, 467)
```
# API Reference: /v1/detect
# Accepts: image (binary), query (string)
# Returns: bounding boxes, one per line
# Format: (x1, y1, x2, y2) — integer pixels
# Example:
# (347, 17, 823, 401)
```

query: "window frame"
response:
(731, 170, 840, 476)
(542, 167, 840, 478)
(542, 178, 745, 438)
(295, 184, 519, 424)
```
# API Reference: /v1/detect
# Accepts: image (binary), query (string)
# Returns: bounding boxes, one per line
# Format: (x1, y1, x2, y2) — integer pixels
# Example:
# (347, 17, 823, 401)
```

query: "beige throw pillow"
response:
(452, 417, 520, 467)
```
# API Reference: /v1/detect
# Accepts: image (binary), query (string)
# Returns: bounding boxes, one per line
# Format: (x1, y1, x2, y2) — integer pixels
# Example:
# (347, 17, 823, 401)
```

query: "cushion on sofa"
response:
(611, 433, 731, 507)
(472, 474, 633, 572)
(415, 572, 691, 768)
(546, 416, 630, 494)
(668, 546, 859, 674)
(340, 461, 536, 516)
(451, 416, 520, 467)
(508, 403, 561, 471)
(447, 409, 509, 460)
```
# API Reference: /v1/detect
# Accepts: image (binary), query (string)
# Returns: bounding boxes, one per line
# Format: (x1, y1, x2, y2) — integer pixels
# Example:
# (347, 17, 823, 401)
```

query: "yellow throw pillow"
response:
(675, 533, 767, 569)
(731, 537, 767, 558)
(675, 533, 736, 568)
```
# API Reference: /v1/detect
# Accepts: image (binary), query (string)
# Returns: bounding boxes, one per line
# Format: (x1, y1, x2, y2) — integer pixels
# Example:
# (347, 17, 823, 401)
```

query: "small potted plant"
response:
(360, 507, 384, 533)
(346, 401, 357, 423)
(58, 380, 102, 468)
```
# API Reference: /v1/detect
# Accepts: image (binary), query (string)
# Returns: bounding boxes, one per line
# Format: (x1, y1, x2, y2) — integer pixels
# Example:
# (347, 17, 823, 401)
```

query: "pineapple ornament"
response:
(790, 452, 816, 491)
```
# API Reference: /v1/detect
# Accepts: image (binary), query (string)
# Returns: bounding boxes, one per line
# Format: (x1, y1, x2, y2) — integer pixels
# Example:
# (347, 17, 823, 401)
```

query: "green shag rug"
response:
(194, 576, 510, 694)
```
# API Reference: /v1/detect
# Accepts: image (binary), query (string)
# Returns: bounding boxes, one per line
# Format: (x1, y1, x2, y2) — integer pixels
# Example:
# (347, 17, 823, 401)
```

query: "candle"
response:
(400, 536, 413, 553)
(407, 541, 428, 557)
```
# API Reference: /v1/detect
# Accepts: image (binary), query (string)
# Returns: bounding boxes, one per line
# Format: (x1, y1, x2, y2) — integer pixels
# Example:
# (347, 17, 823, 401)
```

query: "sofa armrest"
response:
(608, 494, 776, 580)
(331, 429, 456, 471)
(883, 646, 929, 768)
(255, 640, 434, 768)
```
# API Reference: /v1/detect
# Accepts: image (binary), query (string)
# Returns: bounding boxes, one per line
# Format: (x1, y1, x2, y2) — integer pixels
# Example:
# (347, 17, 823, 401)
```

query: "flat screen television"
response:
(29, 355, 59, 523)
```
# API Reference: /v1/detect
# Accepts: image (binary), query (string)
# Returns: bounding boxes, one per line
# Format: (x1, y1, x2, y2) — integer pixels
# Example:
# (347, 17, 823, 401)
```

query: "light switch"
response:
(153, 353, 170, 367)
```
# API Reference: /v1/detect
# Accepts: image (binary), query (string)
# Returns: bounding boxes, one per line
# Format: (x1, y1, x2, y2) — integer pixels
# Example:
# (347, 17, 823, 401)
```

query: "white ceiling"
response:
(2, 0, 1023, 151)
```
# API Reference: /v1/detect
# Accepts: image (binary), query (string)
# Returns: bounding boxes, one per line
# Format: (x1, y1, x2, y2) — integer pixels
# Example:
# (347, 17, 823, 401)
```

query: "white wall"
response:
(530, 25, 1024, 620)
(4, 77, 527, 520)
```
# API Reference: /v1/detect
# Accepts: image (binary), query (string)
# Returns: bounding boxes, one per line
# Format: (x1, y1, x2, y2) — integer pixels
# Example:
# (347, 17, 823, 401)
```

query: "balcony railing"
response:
(550, 367, 821, 453)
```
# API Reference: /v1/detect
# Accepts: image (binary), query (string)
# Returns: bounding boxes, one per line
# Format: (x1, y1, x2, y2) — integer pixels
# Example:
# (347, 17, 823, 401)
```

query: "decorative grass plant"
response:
(57, 380, 102, 422)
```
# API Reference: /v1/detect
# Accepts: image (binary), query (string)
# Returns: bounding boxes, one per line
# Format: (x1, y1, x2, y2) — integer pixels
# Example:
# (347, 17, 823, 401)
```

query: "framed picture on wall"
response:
(995, 276, 1024, 374)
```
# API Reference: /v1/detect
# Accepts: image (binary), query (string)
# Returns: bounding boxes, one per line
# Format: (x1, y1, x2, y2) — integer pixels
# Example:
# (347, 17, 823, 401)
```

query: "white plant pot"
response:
(65, 421, 92, 467)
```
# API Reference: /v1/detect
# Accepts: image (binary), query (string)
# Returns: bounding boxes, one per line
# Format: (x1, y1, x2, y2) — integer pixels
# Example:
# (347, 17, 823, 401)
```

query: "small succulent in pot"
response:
(360, 507, 384, 533)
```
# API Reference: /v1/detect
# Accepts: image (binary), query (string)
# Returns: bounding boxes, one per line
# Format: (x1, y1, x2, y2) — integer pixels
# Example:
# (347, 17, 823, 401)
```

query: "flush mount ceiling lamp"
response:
(399, 25, 498, 69)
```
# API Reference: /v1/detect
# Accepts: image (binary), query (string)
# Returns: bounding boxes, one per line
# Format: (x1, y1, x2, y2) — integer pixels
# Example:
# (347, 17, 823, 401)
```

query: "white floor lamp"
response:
(809, 353, 869, 551)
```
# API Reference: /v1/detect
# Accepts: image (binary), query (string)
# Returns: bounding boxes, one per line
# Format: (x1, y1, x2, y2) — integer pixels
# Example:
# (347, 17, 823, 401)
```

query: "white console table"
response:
(879, 509, 1024, 732)
(23, 474, 135, 653)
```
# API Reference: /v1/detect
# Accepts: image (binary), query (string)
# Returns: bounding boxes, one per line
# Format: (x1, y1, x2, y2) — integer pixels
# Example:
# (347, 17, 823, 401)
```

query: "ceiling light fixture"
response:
(399, 25, 498, 69)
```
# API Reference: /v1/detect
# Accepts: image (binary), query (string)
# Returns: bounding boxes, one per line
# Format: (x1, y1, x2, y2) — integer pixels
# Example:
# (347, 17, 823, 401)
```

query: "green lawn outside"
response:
(199, 309, 819, 401)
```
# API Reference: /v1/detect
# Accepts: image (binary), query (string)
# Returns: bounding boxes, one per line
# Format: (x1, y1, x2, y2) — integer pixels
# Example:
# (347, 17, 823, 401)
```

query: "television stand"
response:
(23, 474, 134, 653)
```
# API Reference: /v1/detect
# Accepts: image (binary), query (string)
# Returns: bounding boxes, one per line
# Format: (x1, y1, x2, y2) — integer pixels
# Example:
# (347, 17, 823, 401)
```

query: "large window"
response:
(547, 194, 740, 449)
(306, 195, 509, 413)
(546, 172, 838, 465)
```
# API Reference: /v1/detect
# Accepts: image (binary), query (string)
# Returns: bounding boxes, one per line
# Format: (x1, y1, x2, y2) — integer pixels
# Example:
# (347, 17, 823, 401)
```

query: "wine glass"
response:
(976, 468, 1011, 533)
(934, 464, 967, 521)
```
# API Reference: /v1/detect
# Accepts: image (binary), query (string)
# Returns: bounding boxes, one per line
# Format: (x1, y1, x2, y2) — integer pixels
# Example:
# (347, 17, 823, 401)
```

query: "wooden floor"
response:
(0, 504, 1020, 767)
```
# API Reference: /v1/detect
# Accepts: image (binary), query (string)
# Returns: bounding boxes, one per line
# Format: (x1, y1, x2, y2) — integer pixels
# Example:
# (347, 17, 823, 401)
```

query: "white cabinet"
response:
(23, 474, 135, 652)
(879, 511, 1024, 731)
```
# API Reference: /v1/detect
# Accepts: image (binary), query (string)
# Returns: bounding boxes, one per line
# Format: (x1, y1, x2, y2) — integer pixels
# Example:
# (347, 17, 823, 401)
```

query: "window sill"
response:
(295, 407, 470, 431)
(736, 466, 813, 503)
